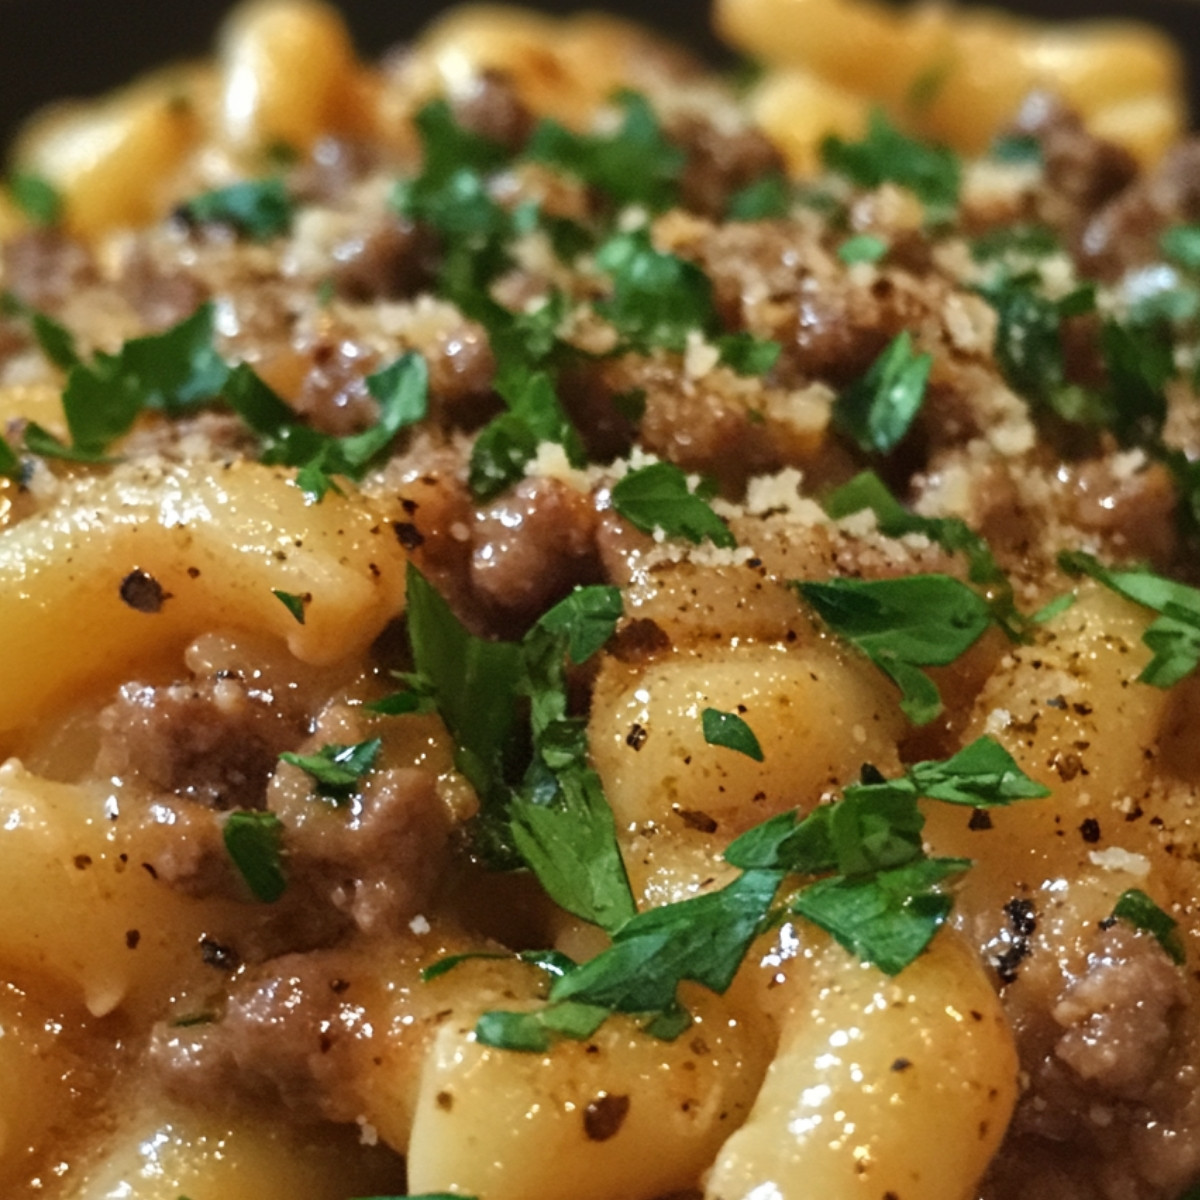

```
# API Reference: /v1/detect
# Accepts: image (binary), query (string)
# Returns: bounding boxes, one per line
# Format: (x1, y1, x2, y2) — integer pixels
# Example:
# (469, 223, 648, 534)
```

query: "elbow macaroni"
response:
(2, 2, 1198, 1199)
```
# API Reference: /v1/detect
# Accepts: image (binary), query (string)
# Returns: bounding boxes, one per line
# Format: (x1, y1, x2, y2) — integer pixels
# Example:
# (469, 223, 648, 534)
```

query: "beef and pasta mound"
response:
(2, 2, 1200, 1198)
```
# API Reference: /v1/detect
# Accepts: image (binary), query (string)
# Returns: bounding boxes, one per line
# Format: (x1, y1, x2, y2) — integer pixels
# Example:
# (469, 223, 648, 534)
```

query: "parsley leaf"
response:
(8, 171, 63, 226)
(792, 857, 971, 976)
(794, 574, 993, 724)
(534, 584, 624, 665)
(701, 708, 764, 761)
(825, 471, 1027, 640)
(1110, 888, 1185, 966)
(611, 460, 735, 548)
(715, 332, 781, 376)
(526, 90, 684, 213)
(1, 291, 79, 370)
(0, 435, 20, 481)
(906, 737, 1050, 805)
(989, 133, 1042, 166)
(468, 370, 585, 501)
(838, 234, 888, 265)
(181, 178, 293, 240)
(475, 1002, 610, 1053)
(279, 738, 383, 803)
(821, 109, 961, 218)
(546, 868, 785, 1014)
(512, 586, 635, 931)
(970, 224, 1059, 263)
(272, 589, 307, 624)
(405, 563, 525, 811)
(726, 171, 792, 221)
(1161, 225, 1200, 271)
(833, 331, 932, 454)
(1059, 550, 1200, 687)
(223, 811, 286, 903)
(595, 229, 716, 353)
(36, 303, 229, 461)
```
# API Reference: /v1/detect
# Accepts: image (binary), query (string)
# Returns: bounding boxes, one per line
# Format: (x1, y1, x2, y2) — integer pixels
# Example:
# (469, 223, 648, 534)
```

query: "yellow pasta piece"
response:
(0, 763, 253, 1018)
(217, 0, 373, 154)
(406, 986, 772, 1200)
(747, 68, 869, 177)
(0, 460, 407, 739)
(14, 78, 203, 238)
(590, 640, 903, 838)
(60, 1101, 400, 1199)
(709, 930, 1018, 1200)
(0, 981, 86, 1193)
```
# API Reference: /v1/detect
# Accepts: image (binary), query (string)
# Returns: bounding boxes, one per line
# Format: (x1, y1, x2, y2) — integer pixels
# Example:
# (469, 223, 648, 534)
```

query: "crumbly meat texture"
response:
(6, 46, 1200, 1200)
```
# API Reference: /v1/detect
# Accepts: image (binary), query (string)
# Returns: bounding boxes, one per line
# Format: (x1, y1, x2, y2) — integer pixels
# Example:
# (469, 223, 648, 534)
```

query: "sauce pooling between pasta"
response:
(2, 3, 1200, 1199)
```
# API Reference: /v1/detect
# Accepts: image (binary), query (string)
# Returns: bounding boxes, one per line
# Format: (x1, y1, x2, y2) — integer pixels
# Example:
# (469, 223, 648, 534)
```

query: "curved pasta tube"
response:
(14, 76, 204, 237)
(60, 1101, 400, 1200)
(922, 583, 1169, 906)
(218, 0, 374, 153)
(0, 982, 85, 1193)
(405, 986, 772, 1200)
(0, 460, 407, 738)
(709, 930, 1018, 1200)
(0, 763, 254, 1017)
(590, 640, 903, 836)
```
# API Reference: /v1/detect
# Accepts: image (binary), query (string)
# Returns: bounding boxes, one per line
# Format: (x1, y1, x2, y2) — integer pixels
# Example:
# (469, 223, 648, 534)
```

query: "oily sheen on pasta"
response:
(3, 1, 1200, 1198)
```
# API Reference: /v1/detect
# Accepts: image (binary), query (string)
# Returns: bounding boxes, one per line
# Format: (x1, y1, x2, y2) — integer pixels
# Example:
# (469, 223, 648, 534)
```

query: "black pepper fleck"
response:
(120, 569, 170, 613)
(626, 723, 648, 751)
(584, 1093, 630, 1142)
(393, 521, 425, 551)
(200, 937, 241, 972)
(125, 929, 141, 949)
(968, 809, 994, 831)
(1079, 818, 1101, 844)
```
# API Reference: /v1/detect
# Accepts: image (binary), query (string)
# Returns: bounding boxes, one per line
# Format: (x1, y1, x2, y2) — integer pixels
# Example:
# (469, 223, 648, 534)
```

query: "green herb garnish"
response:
(701, 708, 764, 761)
(223, 811, 286, 903)
(527, 90, 684, 213)
(280, 738, 383, 803)
(611, 460, 735, 548)
(838, 234, 888, 265)
(832, 331, 932, 454)
(794, 573, 993, 724)
(181, 178, 293, 240)
(1110, 888, 1185, 965)
(272, 589, 307, 624)
(1059, 550, 1200, 687)
(822, 109, 961, 218)
(8, 171, 63, 226)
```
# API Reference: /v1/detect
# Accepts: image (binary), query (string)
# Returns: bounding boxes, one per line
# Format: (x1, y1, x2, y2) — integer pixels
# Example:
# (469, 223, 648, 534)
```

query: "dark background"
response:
(1, 0, 1198, 150)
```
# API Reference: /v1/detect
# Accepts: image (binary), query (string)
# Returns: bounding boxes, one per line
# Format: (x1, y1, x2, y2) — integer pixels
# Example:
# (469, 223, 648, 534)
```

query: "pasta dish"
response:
(1, 1, 1199, 1197)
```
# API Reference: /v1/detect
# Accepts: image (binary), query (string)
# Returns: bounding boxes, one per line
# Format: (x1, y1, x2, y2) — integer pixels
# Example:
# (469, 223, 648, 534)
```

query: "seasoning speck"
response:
(120, 569, 169, 613)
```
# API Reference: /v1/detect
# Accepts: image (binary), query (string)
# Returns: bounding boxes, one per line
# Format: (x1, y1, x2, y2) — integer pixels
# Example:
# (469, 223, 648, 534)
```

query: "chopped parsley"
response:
(526, 90, 685, 213)
(180, 178, 293, 240)
(1110, 888, 1185, 966)
(1161, 225, 1200, 272)
(989, 132, 1043, 166)
(726, 171, 792, 221)
(701, 708, 764, 761)
(793, 573, 994, 724)
(279, 738, 383, 804)
(272, 589, 307, 625)
(1059, 551, 1200, 687)
(825, 471, 1027, 639)
(0, 435, 20, 481)
(222, 811, 286, 903)
(1, 291, 79, 369)
(821, 108, 961, 219)
(838, 234, 888, 265)
(25, 303, 228, 461)
(594, 229, 716, 353)
(469, 735, 1043, 1048)
(715, 331, 782, 376)
(468, 370, 585, 501)
(8, 171, 63, 226)
(404, 566, 633, 925)
(832, 331, 932, 454)
(610, 461, 735, 548)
